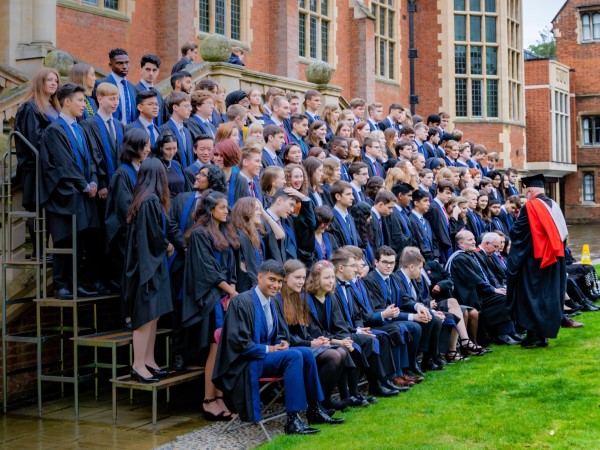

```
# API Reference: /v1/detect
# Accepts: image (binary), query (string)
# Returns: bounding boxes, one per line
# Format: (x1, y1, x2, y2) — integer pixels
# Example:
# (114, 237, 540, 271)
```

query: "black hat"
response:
(521, 174, 545, 188)
(225, 90, 248, 108)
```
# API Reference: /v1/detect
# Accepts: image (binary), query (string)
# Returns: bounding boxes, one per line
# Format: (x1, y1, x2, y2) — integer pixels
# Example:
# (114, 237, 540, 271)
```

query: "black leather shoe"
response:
(285, 412, 320, 435)
(520, 331, 549, 348)
(322, 399, 347, 412)
(92, 281, 111, 296)
(146, 365, 169, 378)
(494, 334, 519, 346)
(357, 393, 378, 404)
(565, 299, 582, 311)
(581, 299, 600, 311)
(509, 332, 524, 342)
(343, 396, 369, 408)
(130, 368, 158, 383)
(56, 288, 73, 300)
(306, 403, 344, 425)
(433, 357, 448, 367)
(76, 286, 99, 298)
(422, 359, 445, 371)
(172, 354, 185, 371)
(409, 366, 425, 377)
(369, 383, 400, 397)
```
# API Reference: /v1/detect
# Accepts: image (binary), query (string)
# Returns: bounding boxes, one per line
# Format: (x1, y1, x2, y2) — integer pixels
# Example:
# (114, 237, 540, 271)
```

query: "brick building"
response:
(551, 0, 600, 222)
(1, 0, 527, 169)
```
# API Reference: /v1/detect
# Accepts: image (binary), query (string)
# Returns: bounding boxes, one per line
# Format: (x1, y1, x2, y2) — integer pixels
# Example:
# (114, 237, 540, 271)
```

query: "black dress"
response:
(123, 194, 182, 329)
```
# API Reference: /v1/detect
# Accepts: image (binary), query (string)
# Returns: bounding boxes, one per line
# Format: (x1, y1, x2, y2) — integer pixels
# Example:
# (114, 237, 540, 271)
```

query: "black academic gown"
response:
(408, 213, 440, 262)
(425, 200, 452, 263)
(39, 121, 99, 242)
(212, 290, 289, 422)
(181, 226, 237, 350)
(122, 194, 183, 329)
(14, 100, 52, 211)
(235, 231, 263, 293)
(506, 195, 566, 338)
(386, 207, 415, 260)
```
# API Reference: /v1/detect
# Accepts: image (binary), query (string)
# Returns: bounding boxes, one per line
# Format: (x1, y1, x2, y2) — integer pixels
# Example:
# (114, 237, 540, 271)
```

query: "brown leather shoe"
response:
(392, 376, 414, 387)
(561, 317, 584, 328)
(403, 373, 424, 384)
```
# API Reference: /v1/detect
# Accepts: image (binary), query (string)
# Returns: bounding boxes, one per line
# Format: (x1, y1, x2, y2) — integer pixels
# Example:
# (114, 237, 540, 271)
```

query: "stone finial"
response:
(44, 50, 75, 77)
(305, 61, 334, 85)
(200, 34, 231, 62)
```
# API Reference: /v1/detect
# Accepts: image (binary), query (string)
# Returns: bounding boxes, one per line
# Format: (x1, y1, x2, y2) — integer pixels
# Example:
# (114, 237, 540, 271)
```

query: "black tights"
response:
(316, 348, 346, 401)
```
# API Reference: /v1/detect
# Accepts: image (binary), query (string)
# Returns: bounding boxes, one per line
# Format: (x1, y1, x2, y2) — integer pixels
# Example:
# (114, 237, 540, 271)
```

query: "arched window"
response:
(583, 172, 595, 202)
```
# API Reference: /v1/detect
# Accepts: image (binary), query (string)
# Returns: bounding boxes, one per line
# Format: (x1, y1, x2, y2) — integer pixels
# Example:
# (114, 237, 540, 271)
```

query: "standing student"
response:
(328, 136, 351, 181)
(349, 162, 369, 204)
(123, 158, 184, 382)
(182, 191, 239, 420)
(289, 114, 310, 159)
(262, 124, 285, 168)
(171, 42, 198, 74)
(160, 92, 194, 168)
(328, 181, 361, 248)
(94, 48, 139, 124)
(362, 137, 385, 178)
(127, 90, 161, 147)
(67, 62, 97, 120)
(263, 86, 285, 117)
(408, 189, 439, 262)
(370, 190, 396, 251)
(105, 128, 151, 302)
(137, 54, 165, 127)
(14, 67, 60, 258)
(424, 180, 454, 263)
(81, 82, 125, 199)
(39, 83, 101, 299)
(187, 89, 217, 139)
(303, 90, 322, 125)
(377, 103, 404, 132)
(155, 132, 185, 198)
(163, 71, 193, 123)
(367, 102, 384, 131)
(183, 135, 214, 190)
(229, 145, 263, 206)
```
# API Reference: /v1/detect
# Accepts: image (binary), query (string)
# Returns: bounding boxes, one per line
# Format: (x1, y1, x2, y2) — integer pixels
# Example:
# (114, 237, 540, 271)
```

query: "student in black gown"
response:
(39, 83, 100, 299)
(181, 191, 239, 420)
(312, 206, 336, 267)
(104, 129, 151, 295)
(231, 197, 284, 293)
(155, 132, 185, 198)
(277, 259, 349, 411)
(123, 158, 184, 382)
(14, 67, 60, 258)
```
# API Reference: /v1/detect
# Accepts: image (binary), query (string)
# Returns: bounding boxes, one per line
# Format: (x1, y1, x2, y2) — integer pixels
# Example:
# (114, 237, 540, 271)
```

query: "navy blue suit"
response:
(160, 119, 195, 168)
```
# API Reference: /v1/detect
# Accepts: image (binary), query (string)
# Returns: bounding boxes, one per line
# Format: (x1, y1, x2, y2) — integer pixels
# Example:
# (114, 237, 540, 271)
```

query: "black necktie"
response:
(385, 277, 392, 303)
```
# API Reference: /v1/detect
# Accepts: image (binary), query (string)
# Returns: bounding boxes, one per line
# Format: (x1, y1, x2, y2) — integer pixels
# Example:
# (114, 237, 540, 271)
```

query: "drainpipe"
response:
(408, 0, 418, 115)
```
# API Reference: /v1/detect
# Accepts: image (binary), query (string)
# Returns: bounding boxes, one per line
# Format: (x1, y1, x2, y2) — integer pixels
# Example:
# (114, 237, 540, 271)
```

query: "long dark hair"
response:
(155, 131, 177, 160)
(120, 128, 150, 164)
(349, 201, 374, 246)
(281, 259, 310, 327)
(186, 190, 239, 251)
(127, 158, 170, 223)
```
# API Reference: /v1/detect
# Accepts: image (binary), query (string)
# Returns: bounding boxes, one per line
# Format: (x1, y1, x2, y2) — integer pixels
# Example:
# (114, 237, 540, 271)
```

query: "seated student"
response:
(288, 114, 310, 159)
(171, 42, 197, 74)
(127, 90, 161, 147)
(394, 247, 445, 371)
(310, 205, 335, 267)
(160, 92, 194, 168)
(137, 54, 165, 126)
(424, 180, 454, 263)
(362, 137, 385, 178)
(263, 187, 316, 265)
(183, 135, 214, 190)
(232, 197, 284, 293)
(40, 83, 101, 299)
(331, 249, 402, 397)
(303, 90, 322, 125)
(187, 90, 217, 139)
(349, 162, 369, 204)
(214, 259, 340, 434)
(499, 195, 519, 234)
(81, 82, 125, 200)
(361, 246, 424, 377)
(277, 259, 352, 411)
(475, 232, 508, 288)
(260, 166, 285, 209)
(229, 145, 263, 206)
(488, 199, 506, 233)
(105, 129, 151, 294)
(460, 188, 486, 239)
(408, 189, 439, 262)
(447, 195, 468, 247)
(386, 182, 416, 259)
(446, 230, 520, 346)
(328, 181, 362, 249)
(94, 48, 138, 125)
(155, 132, 185, 198)
(262, 124, 285, 168)
(163, 70, 193, 123)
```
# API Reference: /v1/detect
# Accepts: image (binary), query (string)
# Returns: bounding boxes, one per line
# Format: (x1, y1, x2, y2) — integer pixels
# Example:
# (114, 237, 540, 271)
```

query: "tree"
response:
(527, 27, 556, 59)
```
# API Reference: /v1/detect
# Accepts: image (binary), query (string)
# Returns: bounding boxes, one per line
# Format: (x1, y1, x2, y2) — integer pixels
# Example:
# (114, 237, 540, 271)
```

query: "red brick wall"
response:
(524, 60, 553, 164)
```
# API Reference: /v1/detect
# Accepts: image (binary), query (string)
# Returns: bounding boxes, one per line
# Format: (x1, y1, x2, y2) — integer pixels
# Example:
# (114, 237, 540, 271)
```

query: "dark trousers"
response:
(396, 320, 421, 370)
(417, 315, 442, 356)
(261, 347, 324, 413)
(52, 228, 100, 291)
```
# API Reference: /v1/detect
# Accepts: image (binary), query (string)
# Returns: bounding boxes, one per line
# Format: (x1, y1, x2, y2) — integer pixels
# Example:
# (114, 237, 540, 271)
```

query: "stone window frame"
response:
(197, 0, 248, 47)
(583, 172, 595, 203)
(580, 9, 600, 42)
(371, 0, 398, 81)
(298, 0, 333, 64)
(581, 115, 600, 147)
(59, 0, 131, 20)
(453, 0, 500, 119)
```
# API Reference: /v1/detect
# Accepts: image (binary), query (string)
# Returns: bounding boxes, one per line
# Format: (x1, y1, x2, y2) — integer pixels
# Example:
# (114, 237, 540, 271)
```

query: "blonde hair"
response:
(95, 82, 119, 97)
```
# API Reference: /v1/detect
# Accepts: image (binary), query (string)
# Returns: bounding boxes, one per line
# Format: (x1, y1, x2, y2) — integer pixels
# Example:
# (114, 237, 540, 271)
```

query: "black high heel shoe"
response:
(202, 398, 233, 422)
(460, 338, 485, 356)
(146, 365, 169, 379)
(130, 367, 158, 383)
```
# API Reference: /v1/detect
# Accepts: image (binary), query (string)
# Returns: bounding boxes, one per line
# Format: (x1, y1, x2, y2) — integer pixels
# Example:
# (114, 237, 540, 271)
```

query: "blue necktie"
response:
(71, 122, 86, 175)
(121, 79, 132, 123)
(147, 124, 156, 147)
(263, 302, 273, 336)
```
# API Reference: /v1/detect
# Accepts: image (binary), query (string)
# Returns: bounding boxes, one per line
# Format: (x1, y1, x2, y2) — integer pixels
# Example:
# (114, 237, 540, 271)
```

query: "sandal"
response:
(215, 396, 233, 418)
(460, 338, 485, 356)
(202, 398, 231, 422)
(446, 350, 468, 362)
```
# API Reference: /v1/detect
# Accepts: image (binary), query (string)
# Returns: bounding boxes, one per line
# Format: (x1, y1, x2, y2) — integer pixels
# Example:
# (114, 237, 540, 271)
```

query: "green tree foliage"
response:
(527, 26, 556, 59)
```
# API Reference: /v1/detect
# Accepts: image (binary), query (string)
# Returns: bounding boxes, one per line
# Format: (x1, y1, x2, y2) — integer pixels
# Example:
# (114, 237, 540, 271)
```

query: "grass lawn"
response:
(261, 310, 600, 450)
